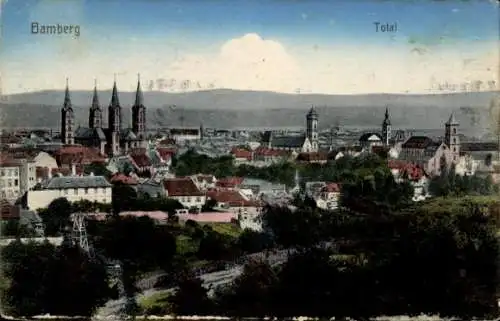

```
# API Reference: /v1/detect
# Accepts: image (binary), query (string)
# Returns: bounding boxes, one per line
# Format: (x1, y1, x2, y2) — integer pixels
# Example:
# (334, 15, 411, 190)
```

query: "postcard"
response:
(0, 0, 499, 320)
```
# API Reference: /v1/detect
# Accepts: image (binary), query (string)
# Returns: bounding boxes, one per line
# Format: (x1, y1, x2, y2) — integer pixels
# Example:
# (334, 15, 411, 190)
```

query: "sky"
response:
(0, 0, 499, 95)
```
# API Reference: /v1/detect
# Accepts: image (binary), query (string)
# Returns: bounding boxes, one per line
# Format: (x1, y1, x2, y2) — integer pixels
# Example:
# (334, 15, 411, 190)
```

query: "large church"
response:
(60, 75, 147, 156)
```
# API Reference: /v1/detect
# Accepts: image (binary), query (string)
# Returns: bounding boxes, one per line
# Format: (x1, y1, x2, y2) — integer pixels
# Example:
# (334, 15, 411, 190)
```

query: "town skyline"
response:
(1, 0, 498, 95)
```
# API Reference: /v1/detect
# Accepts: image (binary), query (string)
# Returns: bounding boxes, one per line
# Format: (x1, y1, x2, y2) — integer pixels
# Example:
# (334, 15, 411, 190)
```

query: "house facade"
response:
(27, 175, 112, 210)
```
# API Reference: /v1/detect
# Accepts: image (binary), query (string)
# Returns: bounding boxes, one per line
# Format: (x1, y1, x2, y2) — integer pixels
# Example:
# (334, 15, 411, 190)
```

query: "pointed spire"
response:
(63, 78, 72, 109)
(134, 73, 144, 107)
(110, 74, 120, 107)
(91, 78, 100, 109)
(383, 106, 391, 125)
(446, 112, 458, 125)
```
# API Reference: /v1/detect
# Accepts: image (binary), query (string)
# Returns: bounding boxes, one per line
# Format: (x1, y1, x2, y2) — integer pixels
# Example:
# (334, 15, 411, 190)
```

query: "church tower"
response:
(108, 76, 122, 155)
(381, 106, 392, 146)
(306, 106, 319, 152)
(132, 74, 146, 144)
(445, 112, 460, 163)
(89, 79, 102, 128)
(61, 78, 75, 145)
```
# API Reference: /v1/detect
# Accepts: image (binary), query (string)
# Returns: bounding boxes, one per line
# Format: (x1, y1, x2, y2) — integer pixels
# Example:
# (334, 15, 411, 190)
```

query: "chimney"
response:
(47, 167, 52, 179)
(71, 164, 76, 176)
(90, 172, 94, 176)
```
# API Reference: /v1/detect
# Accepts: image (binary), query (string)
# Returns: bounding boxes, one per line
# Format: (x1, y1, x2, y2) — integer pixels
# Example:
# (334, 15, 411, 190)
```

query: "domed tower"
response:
(306, 106, 319, 152)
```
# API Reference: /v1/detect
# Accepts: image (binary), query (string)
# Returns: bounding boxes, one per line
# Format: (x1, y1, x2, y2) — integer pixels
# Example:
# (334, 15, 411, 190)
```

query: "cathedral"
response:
(60, 75, 147, 156)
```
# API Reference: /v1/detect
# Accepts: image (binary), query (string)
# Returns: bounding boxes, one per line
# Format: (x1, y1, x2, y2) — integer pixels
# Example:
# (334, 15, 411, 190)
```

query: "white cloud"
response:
(2, 33, 498, 95)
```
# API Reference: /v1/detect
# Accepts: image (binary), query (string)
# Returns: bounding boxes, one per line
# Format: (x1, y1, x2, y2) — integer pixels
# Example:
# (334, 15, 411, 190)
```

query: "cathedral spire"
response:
(63, 77, 72, 110)
(134, 73, 144, 107)
(383, 106, 391, 125)
(91, 78, 100, 109)
(110, 74, 120, 107)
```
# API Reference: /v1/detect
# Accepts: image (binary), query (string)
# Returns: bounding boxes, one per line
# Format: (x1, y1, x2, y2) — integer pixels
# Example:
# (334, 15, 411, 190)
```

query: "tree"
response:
(38, 198, 73, 236)
(169, 271, 214, 316)
(261, 205, 321, 249)
(111, 183, 138, 215)
(2, 240, 56, 316)
(41, 245, 111, 316)
(197, 230, 234, 261)
(237, 229, 272, 254)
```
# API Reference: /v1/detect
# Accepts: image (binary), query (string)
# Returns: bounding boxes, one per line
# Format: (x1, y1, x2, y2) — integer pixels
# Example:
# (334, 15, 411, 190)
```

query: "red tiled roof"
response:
(296, 152, 328, 162)
(54, 146, 105, 165)
(130, 153, 152, 167)
(36, 166, 84, 179)
(158, 138, 176, 146)
(0, 155, 22, 167)
(254, 147, 289, 157)
(215, 177, 244, 188)
(129, 148, 147, 155)
(231, 147, 253, 160)
(157, 148, 176, 161)
(388, 160, 425, 181)
(110, 173, 138, 185)
(401, 136, 433, 149)
(3, 148, 39, 160)
(0, 199, 20, 219)
(164, 177, 204, 196)
(194, 174, 215, 184)
(321, 183, 341, 193)
(206, 189, 262, 207)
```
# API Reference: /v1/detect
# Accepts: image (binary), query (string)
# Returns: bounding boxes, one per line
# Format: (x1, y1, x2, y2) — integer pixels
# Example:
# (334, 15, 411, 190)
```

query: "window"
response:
(196, 196, 201, 202)
(453, 138, 456, 144)
(13, 169, 18, 176)
(0, 170, 4, 176)
(8, 170, 12, 177)
(453, 128, 456, 134)
(64, 189, 68, 195)
(85, 188, 89, 194)
(14, 179, 18, 186)
(94, 188, 98, 193)
(74, 188, 78, 195)
(102, 199, 106, 203)
(8, 180, 12, 187)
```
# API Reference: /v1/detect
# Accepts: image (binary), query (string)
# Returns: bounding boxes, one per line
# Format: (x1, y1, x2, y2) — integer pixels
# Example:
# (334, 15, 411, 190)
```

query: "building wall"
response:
(168, 195, 206, 208)
(0, 166, 21, 202)
(19, 160, 37, 193)
(33, 152, 58, 168)
(27, 187, 112, 210)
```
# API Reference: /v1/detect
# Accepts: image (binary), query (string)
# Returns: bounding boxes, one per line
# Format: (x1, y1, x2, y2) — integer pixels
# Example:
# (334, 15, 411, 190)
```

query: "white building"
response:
(0, 157, 36, 203)
(163, 177, 207, 209)
(314, 183, 341, 210)
(27, 173, 112, 210)
(33, 151, 58, 169)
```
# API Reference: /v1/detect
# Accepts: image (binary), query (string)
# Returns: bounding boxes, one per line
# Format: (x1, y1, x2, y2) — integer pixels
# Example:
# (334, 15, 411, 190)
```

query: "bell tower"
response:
(61, 78, 75, 145)
(445, 112, 460, 163)
(306, 106, 319, 152)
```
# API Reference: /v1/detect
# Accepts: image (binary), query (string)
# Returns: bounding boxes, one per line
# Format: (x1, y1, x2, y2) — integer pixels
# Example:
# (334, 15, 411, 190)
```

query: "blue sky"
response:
(1, 0, 499, 94)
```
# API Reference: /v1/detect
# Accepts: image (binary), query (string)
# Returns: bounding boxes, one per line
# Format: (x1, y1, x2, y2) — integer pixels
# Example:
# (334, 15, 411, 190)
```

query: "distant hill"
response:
(0, 89, 497, 136)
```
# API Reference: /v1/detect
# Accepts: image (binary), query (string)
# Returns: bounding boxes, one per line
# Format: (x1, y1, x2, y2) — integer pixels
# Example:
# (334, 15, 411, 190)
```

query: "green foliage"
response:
(169, 271, 214, 316)
(1, 219, 34, 238)
(93, 215, 177, 273)
(83, 161, 112, 178)
(2, 241, 110, 317)
(429, 169, 498, 197)
(38, 197, 73, 236)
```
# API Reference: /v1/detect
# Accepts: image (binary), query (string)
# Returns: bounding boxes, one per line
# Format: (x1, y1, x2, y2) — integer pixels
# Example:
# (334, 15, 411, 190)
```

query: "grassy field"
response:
(176, 234, 199, 255)
(138, 290, 172, 314)
(201, 222, 242, 238)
